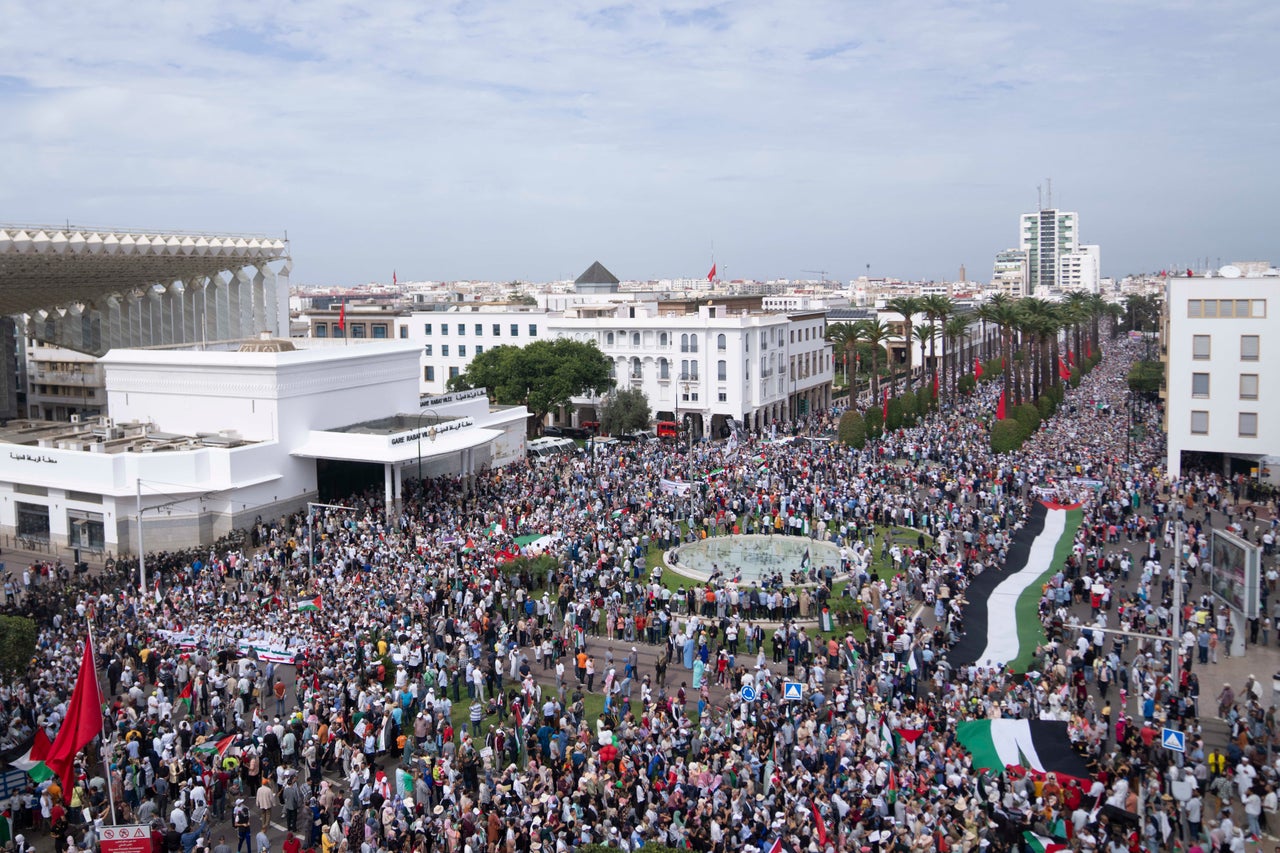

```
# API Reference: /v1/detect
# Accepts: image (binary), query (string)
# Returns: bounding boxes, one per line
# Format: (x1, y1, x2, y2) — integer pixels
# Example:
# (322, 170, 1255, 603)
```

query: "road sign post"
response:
(783, 681, 804, 702)
(740, 685, 757, 703)
(1161, 727, 1185, 753)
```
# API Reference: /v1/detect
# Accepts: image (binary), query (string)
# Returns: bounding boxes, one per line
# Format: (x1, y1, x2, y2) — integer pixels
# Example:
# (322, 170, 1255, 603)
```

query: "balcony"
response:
(32, 368, 99, 385)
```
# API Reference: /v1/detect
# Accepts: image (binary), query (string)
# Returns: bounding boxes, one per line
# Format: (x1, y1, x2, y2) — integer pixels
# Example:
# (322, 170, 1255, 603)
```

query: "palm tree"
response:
(921, 295, 954, 392)
(913, 324, 936, 397)
(986, 296, 1020, 410)
(825, 322, 863, 387)
(885, 295, 924, 392)
(1062, 292, 1089, 364)
(944, 314, 972, 398)
(859, 319, 892, 397)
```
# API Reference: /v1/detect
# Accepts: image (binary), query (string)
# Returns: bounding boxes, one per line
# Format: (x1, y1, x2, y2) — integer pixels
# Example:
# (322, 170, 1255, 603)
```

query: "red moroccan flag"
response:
(43, 637, 103, 792)
(974, 357, 984, 379)
(932, 372, 939, 396)
(1086, 342, 1092, 358)
(811, 802, 829, 846)
(996, 390, 1007, 420)
(338, 301, 346, 331)
(1058, 358, 1071, 381)
(1067, 350, 1075, 366)
(707, 263, 716, 282)
(882, 387, 889, 420)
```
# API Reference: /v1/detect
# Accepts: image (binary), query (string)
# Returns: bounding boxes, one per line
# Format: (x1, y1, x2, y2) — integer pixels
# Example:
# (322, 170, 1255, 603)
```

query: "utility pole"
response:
(1172, 520, 1183, 697)
(137, 479, 147, 593)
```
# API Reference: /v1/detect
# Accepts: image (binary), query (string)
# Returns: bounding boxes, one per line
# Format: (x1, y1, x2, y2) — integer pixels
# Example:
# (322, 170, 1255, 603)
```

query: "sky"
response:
(2, 1, 1278, 285)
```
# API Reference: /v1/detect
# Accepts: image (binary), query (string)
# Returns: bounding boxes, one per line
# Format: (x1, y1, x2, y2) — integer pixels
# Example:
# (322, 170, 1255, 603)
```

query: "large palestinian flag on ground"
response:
(955, 719, 1092, 781)
(950, 502, 1083, 673)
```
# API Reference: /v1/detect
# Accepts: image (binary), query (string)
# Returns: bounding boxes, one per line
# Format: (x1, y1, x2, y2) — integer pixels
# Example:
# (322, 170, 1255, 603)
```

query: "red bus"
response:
(655, 420, 679, 439)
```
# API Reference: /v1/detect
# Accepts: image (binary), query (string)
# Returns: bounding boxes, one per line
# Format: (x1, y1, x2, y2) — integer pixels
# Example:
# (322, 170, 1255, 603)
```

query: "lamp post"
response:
(136, 478, 146, 593)
(416, 410, 441, 484)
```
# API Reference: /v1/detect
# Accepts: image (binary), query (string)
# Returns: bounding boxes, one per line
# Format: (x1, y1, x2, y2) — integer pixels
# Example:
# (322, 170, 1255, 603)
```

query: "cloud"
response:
(0, 0, 1276, 282)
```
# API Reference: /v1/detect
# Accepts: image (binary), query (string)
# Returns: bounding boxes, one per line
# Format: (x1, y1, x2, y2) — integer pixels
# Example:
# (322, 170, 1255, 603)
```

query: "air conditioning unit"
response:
(70, 414, 81, 424)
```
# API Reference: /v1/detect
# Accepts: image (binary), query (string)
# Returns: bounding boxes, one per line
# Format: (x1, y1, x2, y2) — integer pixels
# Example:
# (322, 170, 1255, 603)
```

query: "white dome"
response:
(118, 234, 136, 254)
(86, 233, 104, 254)
(68, 232, 86, 253)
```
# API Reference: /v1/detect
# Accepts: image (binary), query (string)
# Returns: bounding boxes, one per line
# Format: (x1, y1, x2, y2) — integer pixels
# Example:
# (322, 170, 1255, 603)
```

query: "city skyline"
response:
(2, 1, 1276, 285)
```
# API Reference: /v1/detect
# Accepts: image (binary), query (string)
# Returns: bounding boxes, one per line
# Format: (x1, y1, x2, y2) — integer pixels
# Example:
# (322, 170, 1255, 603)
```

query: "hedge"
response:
(1069, 367, 1081, 388)
(864, 406, 883, 439)
(899, 390, 917, 424)
(917, 384, 935, 413)
(991, 418, 1028, 453)
(838, 410, 867, 449)
(885, 397, 904, 432)
(958, 374, 976, 395)
(1036, 394, 1056, 420)
(1012, 402, 1041, 435)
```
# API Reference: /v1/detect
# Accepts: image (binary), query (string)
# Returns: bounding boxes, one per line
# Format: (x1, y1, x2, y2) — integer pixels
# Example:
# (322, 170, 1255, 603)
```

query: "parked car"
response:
(541, 425, 564, 437)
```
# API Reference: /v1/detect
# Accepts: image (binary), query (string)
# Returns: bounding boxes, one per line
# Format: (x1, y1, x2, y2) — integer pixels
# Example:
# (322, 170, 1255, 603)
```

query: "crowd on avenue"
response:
(5, 332, 1280, 853)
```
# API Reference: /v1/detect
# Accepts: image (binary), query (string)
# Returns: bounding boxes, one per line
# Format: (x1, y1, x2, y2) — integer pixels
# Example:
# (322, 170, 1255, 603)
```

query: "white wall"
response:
(1165, 278, 1278, 478)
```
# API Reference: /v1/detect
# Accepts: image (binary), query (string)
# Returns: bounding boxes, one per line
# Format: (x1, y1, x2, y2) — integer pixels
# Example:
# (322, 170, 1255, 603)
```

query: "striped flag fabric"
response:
(178, 681, 192, 709)
(955, 719, 1092, 781)
(11, 729, 54, 783)
(294, 595, 323, 612)
(192, 734, 237, 758)
(1023, 831, 1067, 853)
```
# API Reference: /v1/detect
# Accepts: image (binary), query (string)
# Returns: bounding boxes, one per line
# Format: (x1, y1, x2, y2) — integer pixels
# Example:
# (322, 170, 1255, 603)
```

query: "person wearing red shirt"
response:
(282, 832, 301, 853)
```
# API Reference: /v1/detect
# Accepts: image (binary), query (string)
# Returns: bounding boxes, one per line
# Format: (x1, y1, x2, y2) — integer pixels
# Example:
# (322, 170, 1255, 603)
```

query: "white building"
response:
(554, 300, 832, 438)
(993, 249, 1029, 299)
(0, 338, 527, 552)
(1164, 275, 1277, 479)
(1020, 208, 1080, 291)
(25, 343, 106, 420)
(1058, 245, 1101, 294)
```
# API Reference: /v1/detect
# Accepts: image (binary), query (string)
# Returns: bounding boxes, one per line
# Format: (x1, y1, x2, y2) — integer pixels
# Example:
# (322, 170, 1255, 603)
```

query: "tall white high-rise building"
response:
(1019, 209, 1079, 291)
(1058, 245, 1101, 293)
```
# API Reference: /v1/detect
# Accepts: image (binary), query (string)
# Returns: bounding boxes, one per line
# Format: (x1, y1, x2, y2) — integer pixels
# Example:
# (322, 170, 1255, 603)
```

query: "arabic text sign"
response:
(100, 825, 152, 853)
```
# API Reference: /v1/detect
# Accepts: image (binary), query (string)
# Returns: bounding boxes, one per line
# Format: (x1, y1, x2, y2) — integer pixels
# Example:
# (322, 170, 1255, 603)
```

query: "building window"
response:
(475, 324, 482, 335)
(475, 345, 484, 354)
(511, 324, 519, 336)
(1191, 373, 1210, 398)
(717, 334, 727, 351)
(424, 366, 435, 381)
(659, 358, 669, 379)
(16, 502, 50, 542)
(659, 332, 668, 347)
(351, 325, 366, 338)
(333, 324, 344, 338)
(424, 344, 432, 356)
(399, 326, 408, 339)
(456, 324, 465, 335)
(717, 360, 727, 381)
(449, 367, 460, 379)
(717, 392, 727, 402)
(1192, 335, 1210, 360)
(632, 332, 641, 347)
(1254, 299, 1267, 317)
(1240, 412, 1258, 437)
(1188, 300, 1202, 318)
(458, 345, 466, 357)
(1191, 410, 1209, 435)
(1241, 373, 1259, 400)
(1242, 335, 1260, 361)
(529, 324, 537, 337)
(372, 324, 388, 339)
(424, 323, 433, 335)
(441, 345, 449, 357)
(630, 357, 642, 379)
(606, 332, 615, 346)
(315, 324, 327, 338)
(493, 324, 501, 336)
(440, 324, 447, 335)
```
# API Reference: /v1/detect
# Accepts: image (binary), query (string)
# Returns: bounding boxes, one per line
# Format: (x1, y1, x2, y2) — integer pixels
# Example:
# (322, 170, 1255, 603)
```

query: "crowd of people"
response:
(4, 330, 1280, 853)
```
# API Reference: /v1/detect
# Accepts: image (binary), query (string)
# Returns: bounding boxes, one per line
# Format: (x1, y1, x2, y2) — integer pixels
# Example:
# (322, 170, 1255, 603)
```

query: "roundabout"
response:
(662, 533, 845, 588)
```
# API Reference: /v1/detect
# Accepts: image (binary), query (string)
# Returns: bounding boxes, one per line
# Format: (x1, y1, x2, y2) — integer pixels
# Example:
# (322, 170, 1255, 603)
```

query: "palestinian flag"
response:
(955, 719, 1092, 781)
(11, 729, 54, 783)
(178, 681, 192, 709)
(294, 595, 322, 612)
(1023, 831, 1067, 853)
(483, 520, 504, 538)
(949, 502, 1083, 672)
(191, 734, 236, 758)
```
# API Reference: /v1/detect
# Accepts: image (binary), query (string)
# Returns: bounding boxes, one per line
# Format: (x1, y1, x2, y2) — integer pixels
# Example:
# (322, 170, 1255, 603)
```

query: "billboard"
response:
(1210, 528, 1261, 618)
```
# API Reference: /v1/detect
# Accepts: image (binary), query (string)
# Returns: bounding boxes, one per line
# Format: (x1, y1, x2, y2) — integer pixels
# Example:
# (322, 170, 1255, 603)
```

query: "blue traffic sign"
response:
(1161, 727, 1185, 753)
(783, 681, 804, 702)
(740, 685, 757, 702)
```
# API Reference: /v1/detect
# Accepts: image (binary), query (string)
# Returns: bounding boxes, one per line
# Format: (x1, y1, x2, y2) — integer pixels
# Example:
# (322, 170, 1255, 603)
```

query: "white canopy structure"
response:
(0, 225, 290, 355)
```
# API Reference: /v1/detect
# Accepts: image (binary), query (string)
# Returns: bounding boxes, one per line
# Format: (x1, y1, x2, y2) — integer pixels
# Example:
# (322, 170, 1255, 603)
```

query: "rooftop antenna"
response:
(1037, 185, 1042, 211)
(1046, 178, 1052, 210)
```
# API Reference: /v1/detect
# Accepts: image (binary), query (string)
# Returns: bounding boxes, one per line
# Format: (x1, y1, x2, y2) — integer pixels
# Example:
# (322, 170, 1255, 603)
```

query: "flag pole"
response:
(87, 618, 119, 826)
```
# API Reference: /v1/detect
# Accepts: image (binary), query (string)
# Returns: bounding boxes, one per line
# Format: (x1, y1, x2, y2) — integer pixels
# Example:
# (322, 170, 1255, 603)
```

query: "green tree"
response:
(0, 616, 36, 676)
(864, 406, 883, 439)
(837, 409, 867, 449)
(885, 397, 904, 431)
(455, 339, 615, 432)
(1127, 360, 1162, 395)
(599, 387, 652, 435)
